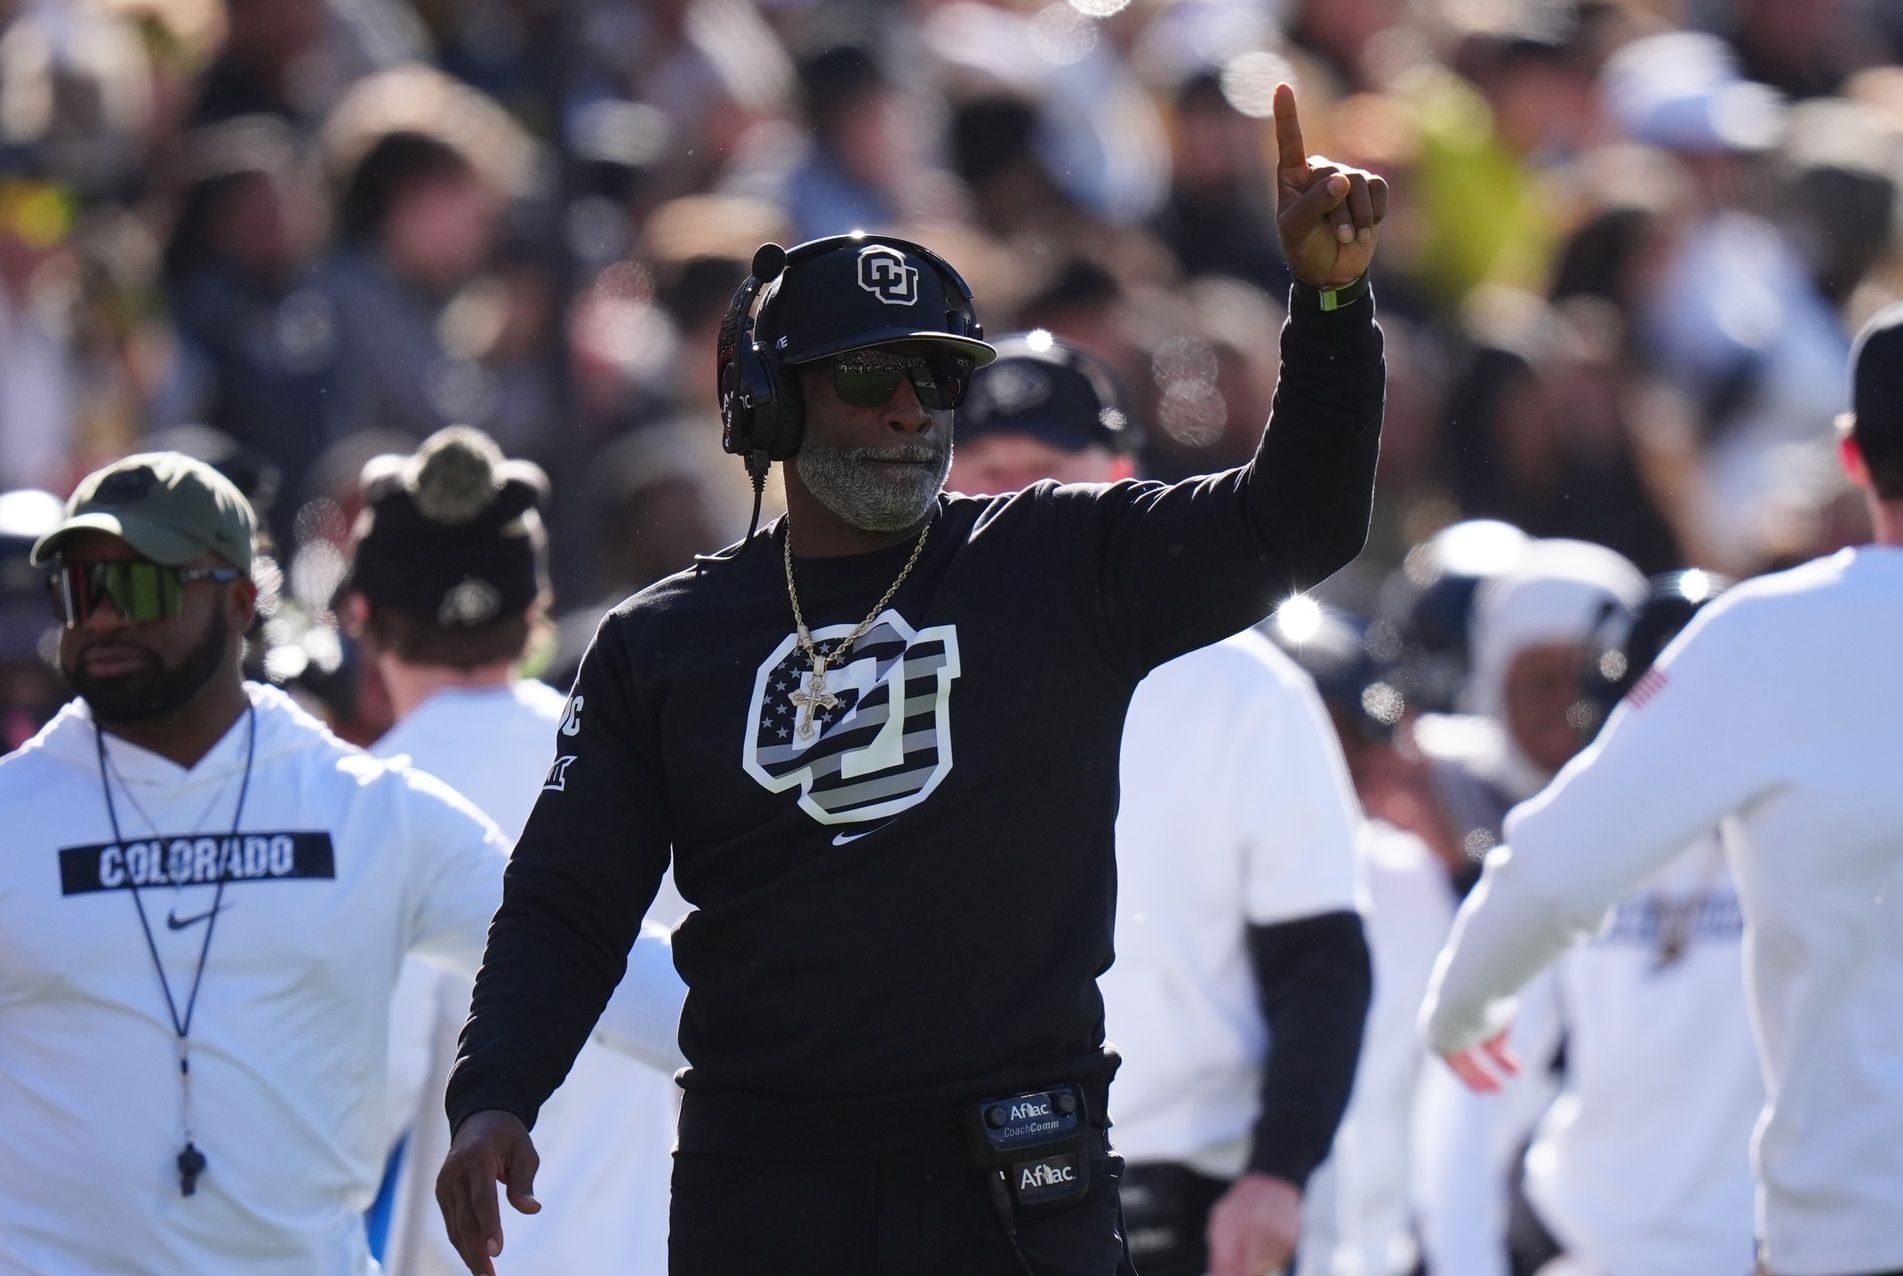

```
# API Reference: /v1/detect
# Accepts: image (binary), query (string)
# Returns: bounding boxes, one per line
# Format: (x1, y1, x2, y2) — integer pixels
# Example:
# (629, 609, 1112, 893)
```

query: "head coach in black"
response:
(438, 84, 1387, 1276)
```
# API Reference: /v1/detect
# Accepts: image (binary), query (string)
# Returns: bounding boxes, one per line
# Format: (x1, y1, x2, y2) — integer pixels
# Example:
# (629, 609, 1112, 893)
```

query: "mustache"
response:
(851, 444, 946, 464)
(75, 639, 159, 664)
(77, 642, 157, 665)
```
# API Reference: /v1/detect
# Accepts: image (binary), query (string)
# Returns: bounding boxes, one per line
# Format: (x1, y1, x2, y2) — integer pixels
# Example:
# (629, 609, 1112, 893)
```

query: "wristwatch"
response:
(1291, 273, 1370, 313)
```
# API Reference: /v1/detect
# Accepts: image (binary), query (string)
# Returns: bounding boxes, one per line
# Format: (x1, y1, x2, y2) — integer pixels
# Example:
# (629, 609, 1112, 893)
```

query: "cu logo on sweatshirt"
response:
(742, 611, 960, 829)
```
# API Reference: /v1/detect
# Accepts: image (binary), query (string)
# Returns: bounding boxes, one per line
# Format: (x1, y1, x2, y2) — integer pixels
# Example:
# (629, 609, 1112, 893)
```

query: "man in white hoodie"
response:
(349, 427, 688, 1276)
(0, 452, 506, 1274)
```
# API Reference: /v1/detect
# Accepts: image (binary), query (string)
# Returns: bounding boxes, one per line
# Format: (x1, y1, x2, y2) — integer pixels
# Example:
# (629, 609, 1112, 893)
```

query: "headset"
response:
(716, 233, 985, 476)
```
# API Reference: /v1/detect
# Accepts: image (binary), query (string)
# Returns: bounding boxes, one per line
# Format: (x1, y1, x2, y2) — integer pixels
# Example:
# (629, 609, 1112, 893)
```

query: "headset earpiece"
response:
(718, 243, 794, 463)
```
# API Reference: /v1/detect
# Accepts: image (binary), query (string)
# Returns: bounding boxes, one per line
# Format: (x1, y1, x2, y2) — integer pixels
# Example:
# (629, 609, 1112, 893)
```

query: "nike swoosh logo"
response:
(166, 903, 231, 931)
(831, 828, 881, 846)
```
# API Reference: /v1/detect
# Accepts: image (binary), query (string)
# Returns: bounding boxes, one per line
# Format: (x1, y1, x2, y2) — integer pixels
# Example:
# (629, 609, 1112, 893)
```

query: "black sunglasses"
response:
(830, 348, 974, 410)
(50, 558, 242, 628)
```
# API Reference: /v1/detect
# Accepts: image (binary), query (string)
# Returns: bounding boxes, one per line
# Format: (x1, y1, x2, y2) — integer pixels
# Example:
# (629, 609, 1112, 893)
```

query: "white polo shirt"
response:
(1102, 631, 1362, 1179)
(0, 684, 508, 1275)
(1424, 546, 1903, 1276)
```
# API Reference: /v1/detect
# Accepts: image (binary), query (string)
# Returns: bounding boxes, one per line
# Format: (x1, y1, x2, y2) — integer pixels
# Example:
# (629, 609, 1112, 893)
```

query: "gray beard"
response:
(794, 436, 953, 532)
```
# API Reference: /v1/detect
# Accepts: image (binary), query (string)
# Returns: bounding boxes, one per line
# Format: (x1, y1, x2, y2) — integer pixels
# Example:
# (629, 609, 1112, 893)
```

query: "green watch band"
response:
(1292, 273, 1370, 312)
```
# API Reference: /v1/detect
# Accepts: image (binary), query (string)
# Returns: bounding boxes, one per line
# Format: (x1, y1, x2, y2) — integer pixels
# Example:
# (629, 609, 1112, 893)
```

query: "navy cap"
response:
(1851, 303, 1903, 476)
(754, 234, 996, 367)
(955, 332, 1137, 456)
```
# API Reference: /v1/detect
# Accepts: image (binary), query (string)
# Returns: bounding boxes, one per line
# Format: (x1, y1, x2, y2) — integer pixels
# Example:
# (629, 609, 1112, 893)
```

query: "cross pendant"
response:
(789, 667, 841, 740)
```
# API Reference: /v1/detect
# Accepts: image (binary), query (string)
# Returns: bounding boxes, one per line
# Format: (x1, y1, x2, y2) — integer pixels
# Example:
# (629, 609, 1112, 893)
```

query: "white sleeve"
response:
(379, 958, 450, 1156)
(590, 918, 690, 1072)
(395, 766, 511, 976)
(1239, 659, 1363, 925)
(1412, 974, 1562, 1276)
(1325, 829, 1457, 1274)
(1421, 604, 1774, 1053)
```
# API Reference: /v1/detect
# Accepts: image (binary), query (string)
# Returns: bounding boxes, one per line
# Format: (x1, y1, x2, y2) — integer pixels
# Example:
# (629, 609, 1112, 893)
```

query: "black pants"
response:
(1117, 1162, 1232, 1276)
(669, 1127, 1137, 1275)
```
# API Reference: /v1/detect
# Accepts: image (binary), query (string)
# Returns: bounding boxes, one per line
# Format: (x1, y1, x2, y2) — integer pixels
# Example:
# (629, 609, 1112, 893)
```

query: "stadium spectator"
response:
(157, 115, 334, 522)
(313, 67, 541, 447)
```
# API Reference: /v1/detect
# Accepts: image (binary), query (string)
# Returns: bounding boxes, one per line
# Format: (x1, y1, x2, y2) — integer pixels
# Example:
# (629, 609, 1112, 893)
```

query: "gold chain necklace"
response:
(783, 519, 931, 740)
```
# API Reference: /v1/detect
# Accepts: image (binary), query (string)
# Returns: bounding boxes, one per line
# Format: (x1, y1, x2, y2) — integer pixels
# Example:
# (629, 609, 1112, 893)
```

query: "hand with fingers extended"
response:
(1271, 83, 1388, 290)
(1439, 1027, 1523, 1094)
(436, 1110, 542, 1276)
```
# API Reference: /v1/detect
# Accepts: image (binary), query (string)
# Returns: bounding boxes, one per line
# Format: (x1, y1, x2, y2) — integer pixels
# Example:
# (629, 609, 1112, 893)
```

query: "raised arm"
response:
(1079, 85, 1388, 674)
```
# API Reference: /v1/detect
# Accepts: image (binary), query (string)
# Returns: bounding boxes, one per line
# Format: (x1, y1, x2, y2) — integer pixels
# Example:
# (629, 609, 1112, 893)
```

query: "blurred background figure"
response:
(1408, 538, 1646, 1276)
(1269, 600, 1453, 1276)
(156, 114, 332, 538)
(0, 487, 66, 750)
(4, 0, 1902, 1265)
(0, 152, 84, 493)
(952, 334, 1372, 1276)
(1505, 569, 1760, 1276)
(315, 66, 544, 453)
(345, 426, 686, 1276)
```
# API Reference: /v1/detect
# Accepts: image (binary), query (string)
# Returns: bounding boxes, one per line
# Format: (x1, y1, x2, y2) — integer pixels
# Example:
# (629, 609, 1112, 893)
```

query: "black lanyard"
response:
(93, 704, 258, 1197)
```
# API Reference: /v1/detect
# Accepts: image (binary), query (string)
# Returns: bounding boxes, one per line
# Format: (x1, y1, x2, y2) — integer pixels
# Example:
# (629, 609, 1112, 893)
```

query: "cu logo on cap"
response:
(857, 245, 919, 307)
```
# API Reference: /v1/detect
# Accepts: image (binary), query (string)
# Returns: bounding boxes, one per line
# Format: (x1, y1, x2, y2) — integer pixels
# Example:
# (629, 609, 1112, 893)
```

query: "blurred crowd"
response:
(1, 0, 1902, 743)
(2, 0, 1899, 1270)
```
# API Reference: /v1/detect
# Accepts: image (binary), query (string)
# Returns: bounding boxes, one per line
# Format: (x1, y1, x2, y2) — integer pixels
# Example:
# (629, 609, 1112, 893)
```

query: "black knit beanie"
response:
(350, 426, 550, 625)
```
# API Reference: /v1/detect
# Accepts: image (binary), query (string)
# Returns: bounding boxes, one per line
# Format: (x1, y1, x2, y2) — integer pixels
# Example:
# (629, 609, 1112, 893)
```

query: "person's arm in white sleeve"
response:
(381, 960, 451, 1157)
(395, 762, 692, 1076)
(397, 765, 512, 976)
(1421, 598, 1774, 1070)
(1326, 825, 1456, 1275)
(1412, 973, 1562, 1276)
(591, 917, 689, 1072)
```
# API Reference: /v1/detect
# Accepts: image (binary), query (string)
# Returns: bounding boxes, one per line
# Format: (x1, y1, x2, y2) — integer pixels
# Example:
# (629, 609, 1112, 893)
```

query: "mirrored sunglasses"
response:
(831, 348, 974, 410)
(50, 558, 242, 628)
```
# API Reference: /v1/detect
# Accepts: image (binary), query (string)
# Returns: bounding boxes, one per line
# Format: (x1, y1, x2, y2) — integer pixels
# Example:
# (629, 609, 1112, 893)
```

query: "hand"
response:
(1206, 1172, 1303, 1276)
(1439, 1027, 1523, 1094)
(1272, 83, 1388, 289)
(435, 1110, 542, 1275)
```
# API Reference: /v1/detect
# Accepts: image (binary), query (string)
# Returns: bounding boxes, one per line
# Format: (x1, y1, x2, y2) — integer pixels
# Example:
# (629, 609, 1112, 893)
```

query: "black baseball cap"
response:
(1850, 302, 1903, 496)
(955, 332, 1136, 456)
(753, 233, 997, 367)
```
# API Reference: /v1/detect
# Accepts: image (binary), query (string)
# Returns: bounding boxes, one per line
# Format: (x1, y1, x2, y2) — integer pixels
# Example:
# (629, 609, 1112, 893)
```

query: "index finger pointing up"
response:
(1273, 83, 1307, 175)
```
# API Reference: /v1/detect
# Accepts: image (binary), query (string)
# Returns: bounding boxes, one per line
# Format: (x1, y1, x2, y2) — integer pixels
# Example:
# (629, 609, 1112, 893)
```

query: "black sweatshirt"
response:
(447, 291, 1385, 1157)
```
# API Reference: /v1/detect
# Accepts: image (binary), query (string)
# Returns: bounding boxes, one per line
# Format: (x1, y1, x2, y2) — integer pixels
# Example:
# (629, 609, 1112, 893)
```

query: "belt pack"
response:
(963, 1081, 1091, 1210)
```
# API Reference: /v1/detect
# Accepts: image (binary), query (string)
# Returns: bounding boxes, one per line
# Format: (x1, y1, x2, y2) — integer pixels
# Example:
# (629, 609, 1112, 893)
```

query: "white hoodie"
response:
(0, 683, 509, 1275)
(1424, 547, 1903, 1275)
